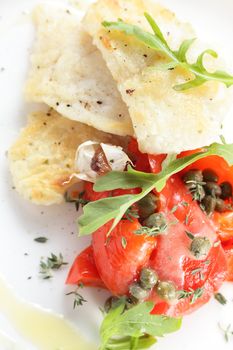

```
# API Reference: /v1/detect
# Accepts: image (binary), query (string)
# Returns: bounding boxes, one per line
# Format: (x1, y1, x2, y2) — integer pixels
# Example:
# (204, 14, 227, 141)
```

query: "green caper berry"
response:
(140, 268, 158, 290)
(220, 182, 233, 200)
(183, 169, 203, 184)
(203, 169, 219, 183)
(143, 213, 167, 229)
(104, 296, 120, 313)
(202, 195, 216, 215)
(129, 283, 150, 301)
(190, 237, 211, 259)
(215, 198, 228, 213)
(156, 281, 176, 301)
(138, 193, 158, 220)
(204, 182, 222, 197)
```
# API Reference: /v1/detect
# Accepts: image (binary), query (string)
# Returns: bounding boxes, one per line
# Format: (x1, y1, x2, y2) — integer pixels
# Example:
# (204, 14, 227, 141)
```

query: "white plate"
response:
(0, 0, 233, 349)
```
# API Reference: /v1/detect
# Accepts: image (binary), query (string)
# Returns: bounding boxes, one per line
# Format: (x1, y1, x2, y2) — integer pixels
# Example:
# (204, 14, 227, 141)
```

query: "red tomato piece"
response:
(66, 246, 105, 288)
(92, 219, 156, 295)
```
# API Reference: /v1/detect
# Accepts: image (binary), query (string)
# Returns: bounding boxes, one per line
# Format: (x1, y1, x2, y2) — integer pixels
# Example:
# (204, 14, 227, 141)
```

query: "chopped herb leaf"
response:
(121, 236, 127, 249)
(39, 253, 68, 279)
(134, 219, 168, 237)
(219, 323, 233, 342)
(184, 212, 190, 225)
(214, 293, 227, 305)
(190, 267, 202, 275)
(185, 231, 195, 240)
(204, 259, 211, 265)
(66, 289, 87, 308)
(34, 237, 48, 243)
(171, 205, 178, 214)
(177, 287, 204, 304)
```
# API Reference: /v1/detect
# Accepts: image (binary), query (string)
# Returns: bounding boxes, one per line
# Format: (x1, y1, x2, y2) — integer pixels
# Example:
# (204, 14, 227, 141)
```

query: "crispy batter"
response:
(25, 5, 133, 137)
(8, 110, 126, 205)
(84, 0, 232, 154)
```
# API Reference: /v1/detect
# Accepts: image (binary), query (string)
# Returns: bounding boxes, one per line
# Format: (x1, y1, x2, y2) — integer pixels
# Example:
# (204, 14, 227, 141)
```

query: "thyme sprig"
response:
(177, 287, 204, 304)
(66, 288, 87, 309)
(39, 253, 68, 279)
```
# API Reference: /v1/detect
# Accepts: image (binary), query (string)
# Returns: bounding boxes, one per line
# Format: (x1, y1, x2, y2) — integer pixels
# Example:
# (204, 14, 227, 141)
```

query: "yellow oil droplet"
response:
(0, 277, 96, 350)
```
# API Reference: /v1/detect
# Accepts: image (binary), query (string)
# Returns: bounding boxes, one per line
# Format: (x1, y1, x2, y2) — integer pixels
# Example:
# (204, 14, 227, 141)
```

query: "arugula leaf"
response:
(102, 13, 233, 91)
(99, 302, 182, 350)
(78, 142, 233, 236)
(103, 334, 156, 350)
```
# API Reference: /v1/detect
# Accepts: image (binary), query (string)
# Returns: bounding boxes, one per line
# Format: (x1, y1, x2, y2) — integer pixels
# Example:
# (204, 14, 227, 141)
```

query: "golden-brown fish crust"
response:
(8, 109, 126, 205)
(25, 5, 133, 137)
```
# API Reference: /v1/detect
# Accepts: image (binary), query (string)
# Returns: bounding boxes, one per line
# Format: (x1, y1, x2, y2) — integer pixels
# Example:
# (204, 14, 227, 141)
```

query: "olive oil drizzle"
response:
(0, 276, 96, 350)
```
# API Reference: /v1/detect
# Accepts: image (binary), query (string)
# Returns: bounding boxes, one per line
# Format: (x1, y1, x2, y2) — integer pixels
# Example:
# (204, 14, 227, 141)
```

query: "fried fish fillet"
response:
(25, 5, 133, 137)
(8, 110, 126, 205)
(84, 0, 232, 154)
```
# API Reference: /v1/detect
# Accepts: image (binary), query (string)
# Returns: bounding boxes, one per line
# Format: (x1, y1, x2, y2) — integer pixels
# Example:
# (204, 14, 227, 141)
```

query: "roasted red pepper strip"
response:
(66, 246, 105, 288)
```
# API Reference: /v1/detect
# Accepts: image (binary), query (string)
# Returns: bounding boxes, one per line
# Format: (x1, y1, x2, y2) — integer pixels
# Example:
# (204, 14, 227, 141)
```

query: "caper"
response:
(190, 237, 211, 259)
(204, 182, 222, 197)
(202, 195, 216, 215)
(215, 198, 228, 213)
(129, 283, 150, 301)
(140, 268, 158, 290)
(138, 193, 158, 220)
(182, 169, 203, 184)
(156, 281, 176, 301)
(203, 169, 219, 183)
(220, 182, 233, 200)
(104, 296, 120, 313)
(143, 213, 167, 230)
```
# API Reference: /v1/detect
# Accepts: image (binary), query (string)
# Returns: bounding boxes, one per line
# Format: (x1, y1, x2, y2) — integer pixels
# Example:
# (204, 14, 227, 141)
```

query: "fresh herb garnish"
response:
(219, 323, 233, 342)
(65, 191, 89, 211)
(121, 236, 127, 249)
(185, 230, 195, 240)
(190, 267, 202, 275)
(186, 180, 206, 202)
(134, 225, 166, 237)
(214, 293, 227, 305)
(124, 206, 139, 222)
(102, 334, 156, 350)
(78, 142, 233, 236)
(102, 13, 233, 91)
(171, 205, 178, 214)
(39, 253, 68, 279)
(34, 236, 48, 243)
(184, 212, 190, 225)
(66, 288, 87, 309)
(99, 301, 182, 350)
(177, 287, 204, 304)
